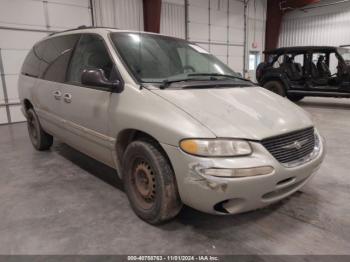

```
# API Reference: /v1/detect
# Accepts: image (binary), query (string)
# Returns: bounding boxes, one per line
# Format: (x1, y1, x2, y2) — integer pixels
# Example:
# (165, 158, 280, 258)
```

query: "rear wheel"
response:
(263, 81, 286, 97)
(27, 108, 53, 150)
(122, 140, 182, 224)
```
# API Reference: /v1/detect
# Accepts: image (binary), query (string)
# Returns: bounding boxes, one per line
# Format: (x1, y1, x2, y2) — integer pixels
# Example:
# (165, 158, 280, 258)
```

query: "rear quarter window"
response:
(21, 34, 80, 82)
(21, 46, 43, 78)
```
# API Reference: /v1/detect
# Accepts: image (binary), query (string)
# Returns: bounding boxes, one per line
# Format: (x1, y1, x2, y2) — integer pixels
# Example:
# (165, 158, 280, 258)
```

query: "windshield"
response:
(110, 32, 244, 84)
(338, 47, 350, 63)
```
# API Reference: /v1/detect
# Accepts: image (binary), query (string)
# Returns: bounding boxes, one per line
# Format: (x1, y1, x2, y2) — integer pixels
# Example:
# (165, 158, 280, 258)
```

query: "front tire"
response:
(27, 108, 53, 151)
(122, 140, 182, 224)
(263, 81, 286, 97)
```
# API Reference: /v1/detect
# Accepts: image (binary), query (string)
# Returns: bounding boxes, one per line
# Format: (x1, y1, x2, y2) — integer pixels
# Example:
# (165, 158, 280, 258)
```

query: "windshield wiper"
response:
(159, 73, 254, 89)
(187, 73, 254, 84)
(159, 77, 211, 89)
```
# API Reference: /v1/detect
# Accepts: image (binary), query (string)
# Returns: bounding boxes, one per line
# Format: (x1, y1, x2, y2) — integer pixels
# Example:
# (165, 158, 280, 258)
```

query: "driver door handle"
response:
(63, 93, 72, 103)
(53, 90, 62, 100)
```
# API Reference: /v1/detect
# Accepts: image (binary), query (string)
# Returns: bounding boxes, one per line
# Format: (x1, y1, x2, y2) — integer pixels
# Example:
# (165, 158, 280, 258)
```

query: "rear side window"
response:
(21, 44, 45, 78)
(41, 34, 80, 82)
(67, 34, 113, 84)
(21, 34, 80, 82)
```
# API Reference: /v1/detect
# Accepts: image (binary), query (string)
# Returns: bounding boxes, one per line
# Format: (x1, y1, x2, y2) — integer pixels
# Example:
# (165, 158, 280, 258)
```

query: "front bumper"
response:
(162, 135, 325, 214)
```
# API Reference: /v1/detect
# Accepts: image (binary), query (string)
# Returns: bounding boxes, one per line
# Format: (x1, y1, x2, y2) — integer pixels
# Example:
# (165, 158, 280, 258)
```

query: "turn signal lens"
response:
(179, 139, 252, 157)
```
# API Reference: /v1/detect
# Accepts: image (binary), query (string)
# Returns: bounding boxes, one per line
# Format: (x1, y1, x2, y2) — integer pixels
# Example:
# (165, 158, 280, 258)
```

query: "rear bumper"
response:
(162, 135, 325, 214)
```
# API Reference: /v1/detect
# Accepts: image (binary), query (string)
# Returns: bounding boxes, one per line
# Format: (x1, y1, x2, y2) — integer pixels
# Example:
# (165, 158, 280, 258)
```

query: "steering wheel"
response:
(183, 65, 196, 73)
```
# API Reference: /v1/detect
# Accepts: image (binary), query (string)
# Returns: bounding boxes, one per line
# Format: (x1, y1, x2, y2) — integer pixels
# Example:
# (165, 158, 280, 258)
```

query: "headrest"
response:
(318, 55, 325, 62)
(283, 55, 293, 63)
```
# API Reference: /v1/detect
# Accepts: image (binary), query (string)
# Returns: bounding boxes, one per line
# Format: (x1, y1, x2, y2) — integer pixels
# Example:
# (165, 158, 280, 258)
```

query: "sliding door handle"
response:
(53, 90, 62, 100)
(63, 93, 72, 103)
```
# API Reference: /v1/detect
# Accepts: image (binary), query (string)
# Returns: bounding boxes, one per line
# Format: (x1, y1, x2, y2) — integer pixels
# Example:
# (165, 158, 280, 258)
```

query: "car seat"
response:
(311, 62, 319, 78)
(317, 55, 331, 77)
(311, 59, 329, 86)
(281, 55, 303, 81)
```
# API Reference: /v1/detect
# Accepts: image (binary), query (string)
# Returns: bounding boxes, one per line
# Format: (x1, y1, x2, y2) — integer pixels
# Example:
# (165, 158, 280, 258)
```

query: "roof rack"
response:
(48, 25, 88, 36)
(48, 25, 119, 36)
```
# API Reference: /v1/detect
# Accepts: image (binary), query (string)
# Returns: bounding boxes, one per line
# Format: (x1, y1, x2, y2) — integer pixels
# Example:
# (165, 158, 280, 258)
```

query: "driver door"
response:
(58, 34, 117, 167)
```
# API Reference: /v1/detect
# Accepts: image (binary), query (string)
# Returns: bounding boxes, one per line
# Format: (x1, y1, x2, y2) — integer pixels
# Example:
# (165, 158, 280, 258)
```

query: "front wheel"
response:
(122, 140, 182, 224)
(263, 81, 286, 97)
(27, 108, 53, 151)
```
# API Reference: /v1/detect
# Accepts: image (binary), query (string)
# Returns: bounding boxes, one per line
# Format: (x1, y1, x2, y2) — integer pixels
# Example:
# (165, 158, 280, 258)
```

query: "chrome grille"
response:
(261, 127, 315, 164)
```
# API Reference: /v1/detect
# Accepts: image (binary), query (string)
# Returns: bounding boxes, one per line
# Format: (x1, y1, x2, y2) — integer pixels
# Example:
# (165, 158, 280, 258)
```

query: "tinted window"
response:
(21, 43, 45, 78)
(67, 34, 113, 84)
(21, 35, 79, 81)
(41, 34, 80, 82)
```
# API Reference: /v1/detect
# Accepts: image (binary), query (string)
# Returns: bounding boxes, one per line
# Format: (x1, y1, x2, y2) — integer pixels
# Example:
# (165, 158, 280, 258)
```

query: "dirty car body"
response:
(18, 28, 325, 222)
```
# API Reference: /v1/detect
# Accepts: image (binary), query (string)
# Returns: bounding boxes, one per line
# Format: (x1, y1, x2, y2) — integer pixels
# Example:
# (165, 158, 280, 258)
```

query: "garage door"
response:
(0, 0, 92, 124)
(187, 0, 245, 74)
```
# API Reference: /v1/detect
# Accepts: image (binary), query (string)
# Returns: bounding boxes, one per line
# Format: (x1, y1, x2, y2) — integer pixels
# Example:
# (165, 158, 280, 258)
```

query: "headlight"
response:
(179, 139, 252, 157)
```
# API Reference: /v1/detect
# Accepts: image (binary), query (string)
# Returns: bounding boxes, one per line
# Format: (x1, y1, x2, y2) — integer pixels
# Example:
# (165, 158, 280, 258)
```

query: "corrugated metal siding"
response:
(279, 2, 350, 47)
(160, 1, 185, 38)
(186, 0, 266, 76)
(93, 0, 143, 30)
(186, 0, 246, 73)
(0, 0, 92, 124)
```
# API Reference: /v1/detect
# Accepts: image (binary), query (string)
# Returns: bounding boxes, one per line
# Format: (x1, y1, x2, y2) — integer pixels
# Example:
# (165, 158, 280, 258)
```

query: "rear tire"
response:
(122, 140, 182, 224)
(263, 81, 286, 97)
(27, 108, 53, 151)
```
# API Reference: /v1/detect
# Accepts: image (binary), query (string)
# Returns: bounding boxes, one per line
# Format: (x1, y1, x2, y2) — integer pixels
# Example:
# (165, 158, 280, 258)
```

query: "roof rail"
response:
(48, 25, 88, 36)
(48, 25, 121, 36)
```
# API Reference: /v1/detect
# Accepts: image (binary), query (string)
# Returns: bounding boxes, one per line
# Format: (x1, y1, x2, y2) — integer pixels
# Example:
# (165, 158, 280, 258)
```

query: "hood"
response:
(151, 86, 313, 140)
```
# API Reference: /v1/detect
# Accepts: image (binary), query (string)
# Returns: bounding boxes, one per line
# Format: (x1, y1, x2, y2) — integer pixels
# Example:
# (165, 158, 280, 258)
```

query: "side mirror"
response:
(81, 68, 123, 93)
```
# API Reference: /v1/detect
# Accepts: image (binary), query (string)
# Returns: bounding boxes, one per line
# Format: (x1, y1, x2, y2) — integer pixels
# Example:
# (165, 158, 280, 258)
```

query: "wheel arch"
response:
(115, 129, 175, 178)
(22, 98, 34, 118)
(262, 75, 291, 91)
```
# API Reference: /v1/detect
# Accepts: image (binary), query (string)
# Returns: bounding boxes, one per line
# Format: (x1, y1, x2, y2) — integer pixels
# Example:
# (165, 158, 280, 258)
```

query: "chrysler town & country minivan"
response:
(18, 27, 325, 224)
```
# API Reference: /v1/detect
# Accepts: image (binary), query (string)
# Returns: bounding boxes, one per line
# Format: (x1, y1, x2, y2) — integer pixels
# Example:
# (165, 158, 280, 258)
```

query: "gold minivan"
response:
(19, 27, 325, 224)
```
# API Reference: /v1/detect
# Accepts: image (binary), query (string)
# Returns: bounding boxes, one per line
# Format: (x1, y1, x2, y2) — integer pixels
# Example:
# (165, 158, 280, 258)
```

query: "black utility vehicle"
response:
(256, 46, 350, 101)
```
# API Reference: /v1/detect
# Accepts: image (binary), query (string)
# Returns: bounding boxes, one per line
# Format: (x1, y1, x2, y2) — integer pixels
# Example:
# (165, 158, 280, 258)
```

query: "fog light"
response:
(201, 166, 274, 178)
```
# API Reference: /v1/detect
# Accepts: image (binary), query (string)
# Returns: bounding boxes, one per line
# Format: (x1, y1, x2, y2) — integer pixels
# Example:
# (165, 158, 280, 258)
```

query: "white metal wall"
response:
(186, 0, 245, 74)
(279, 0, 350, 47)
(93, 0, 144, 30)
(0, 0, 92, 124)
(185, 0, 266, 75)
(160, 0, 186, 38)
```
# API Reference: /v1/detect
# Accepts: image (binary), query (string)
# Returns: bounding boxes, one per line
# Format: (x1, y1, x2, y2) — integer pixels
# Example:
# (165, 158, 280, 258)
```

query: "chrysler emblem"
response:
(281, 138, 309, 150)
